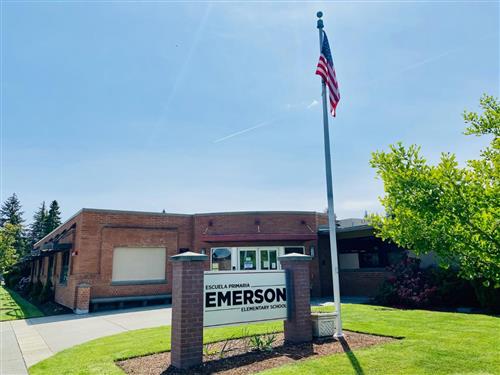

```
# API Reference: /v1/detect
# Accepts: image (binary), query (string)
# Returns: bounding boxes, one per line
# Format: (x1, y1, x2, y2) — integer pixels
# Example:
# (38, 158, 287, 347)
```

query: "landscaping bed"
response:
(117, 330, 395, 375)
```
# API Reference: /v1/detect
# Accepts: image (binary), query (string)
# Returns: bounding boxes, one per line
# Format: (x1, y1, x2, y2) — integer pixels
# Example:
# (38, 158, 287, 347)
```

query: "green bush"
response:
(4, 269, 22, 288)
(30, 280, 43, 300)
(472, 282, 500, 313)
(38, 279, 54, 304)
(428, 267, 478, 307)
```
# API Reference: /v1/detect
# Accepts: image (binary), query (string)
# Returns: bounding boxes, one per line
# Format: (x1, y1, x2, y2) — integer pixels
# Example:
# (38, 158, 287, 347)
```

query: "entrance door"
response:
(239, 249, 257, 270)
(260, 249, 278, 270)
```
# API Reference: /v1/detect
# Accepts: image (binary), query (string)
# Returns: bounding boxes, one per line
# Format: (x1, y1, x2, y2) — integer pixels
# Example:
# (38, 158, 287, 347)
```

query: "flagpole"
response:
(317, 11, 343, 338)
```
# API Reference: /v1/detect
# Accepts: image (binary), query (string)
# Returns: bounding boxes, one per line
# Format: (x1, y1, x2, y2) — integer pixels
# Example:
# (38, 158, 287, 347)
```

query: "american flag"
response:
(315, 31, 340, 117)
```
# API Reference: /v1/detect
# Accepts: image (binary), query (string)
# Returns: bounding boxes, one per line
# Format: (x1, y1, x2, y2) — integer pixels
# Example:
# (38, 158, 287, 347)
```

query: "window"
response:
(38, 258, 43, 277)
(359, 252, 380, 268)
(211, 248, 232, 271)
(48, 255, 54, 277)
(260, 249, 278, 270)
(112, 247, 166, 283)
(239, 250, 257, 270)
(339, 253, 359, 269)
(60, 251, 70, 284)
(284, 246, 305, 255)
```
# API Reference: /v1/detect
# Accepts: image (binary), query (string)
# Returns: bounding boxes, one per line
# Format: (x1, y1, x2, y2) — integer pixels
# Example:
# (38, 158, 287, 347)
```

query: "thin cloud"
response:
(213, 121, 273, 143)
(307, 100, 319, 109)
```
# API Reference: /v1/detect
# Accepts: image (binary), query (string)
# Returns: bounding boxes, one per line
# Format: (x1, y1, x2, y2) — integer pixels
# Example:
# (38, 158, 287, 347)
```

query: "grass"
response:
(0, 285, 44, 321)
(29, 304, 499, 375)
(30, 321, 282, 375)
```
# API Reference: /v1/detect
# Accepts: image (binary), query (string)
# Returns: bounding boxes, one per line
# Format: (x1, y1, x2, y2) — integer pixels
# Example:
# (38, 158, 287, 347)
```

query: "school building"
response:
(26, 208, 409, 313)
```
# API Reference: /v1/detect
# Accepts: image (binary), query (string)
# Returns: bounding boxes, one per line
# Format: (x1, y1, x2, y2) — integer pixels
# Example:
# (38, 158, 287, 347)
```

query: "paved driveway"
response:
(1, 304, 172, 375)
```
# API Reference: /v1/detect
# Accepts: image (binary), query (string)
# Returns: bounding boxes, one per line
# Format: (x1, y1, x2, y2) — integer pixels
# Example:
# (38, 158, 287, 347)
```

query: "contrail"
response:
(365, 32, 497, 86)
(213, 121, 273, 143)
(146, 3, 212, 145)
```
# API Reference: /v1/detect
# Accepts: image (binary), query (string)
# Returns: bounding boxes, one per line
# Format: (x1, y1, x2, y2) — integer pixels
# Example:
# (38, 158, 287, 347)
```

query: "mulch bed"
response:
(117, 330, 396, 375)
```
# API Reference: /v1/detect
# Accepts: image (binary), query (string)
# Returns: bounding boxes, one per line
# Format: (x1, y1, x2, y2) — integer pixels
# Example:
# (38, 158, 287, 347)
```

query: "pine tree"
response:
(45, 200, 62, 234)
(0, 193, 24, 226)
(29, 202, 48, 245)
(0, 193, 28, 257)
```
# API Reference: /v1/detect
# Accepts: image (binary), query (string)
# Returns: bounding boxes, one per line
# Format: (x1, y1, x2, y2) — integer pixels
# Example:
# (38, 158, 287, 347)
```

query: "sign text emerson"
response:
(203, 271, 288, 327)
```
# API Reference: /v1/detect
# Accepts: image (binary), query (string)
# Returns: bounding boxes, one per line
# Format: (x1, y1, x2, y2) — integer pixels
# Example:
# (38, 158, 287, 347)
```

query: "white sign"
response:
(203, 271, 288, 327)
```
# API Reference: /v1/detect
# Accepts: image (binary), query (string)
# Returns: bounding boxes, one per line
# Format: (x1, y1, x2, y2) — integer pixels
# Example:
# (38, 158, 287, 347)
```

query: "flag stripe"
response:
(315, 32, 340, 116)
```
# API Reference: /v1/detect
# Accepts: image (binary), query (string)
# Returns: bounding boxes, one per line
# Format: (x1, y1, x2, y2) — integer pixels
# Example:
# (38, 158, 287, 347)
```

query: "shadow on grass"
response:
(1, 287, 42, 321)
(339, 337, 365, 375)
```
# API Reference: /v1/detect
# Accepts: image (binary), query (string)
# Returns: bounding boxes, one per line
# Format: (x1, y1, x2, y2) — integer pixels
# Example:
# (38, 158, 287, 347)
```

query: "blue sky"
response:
(2, 1, 499, 223)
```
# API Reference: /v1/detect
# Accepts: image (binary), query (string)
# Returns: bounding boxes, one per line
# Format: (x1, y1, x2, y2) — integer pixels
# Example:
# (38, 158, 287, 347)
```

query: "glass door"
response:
(239, 249, 257, 270)
(260, 249, 278, 270)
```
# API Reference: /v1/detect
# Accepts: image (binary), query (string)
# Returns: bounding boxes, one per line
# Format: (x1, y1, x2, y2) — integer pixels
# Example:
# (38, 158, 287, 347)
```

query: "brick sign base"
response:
(169, 252, 313, 370)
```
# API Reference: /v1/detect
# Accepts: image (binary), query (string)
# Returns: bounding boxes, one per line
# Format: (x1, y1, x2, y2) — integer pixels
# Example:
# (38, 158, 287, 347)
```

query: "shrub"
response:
(4, 270, 22, 288)
(16, 276, 32, 293)
(30, 280, 43, 300)
(472, 281, 500, 313)
(375, 257, 438, 309)
(375, 257, 484, 309)
(428, 267, 478, 307)
(38, 279, 54, 304)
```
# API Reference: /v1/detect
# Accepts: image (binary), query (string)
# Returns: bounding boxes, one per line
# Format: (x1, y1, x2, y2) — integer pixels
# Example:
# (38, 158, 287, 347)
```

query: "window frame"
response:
(111, 247, 167, 285)
(59, 251, 70, 285)
(210, 247, 233, 271)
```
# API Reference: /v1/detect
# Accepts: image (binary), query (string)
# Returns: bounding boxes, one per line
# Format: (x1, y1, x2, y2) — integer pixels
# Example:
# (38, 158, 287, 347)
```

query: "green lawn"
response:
(29, 304, 499, 375)
(0, 285, 44, 321)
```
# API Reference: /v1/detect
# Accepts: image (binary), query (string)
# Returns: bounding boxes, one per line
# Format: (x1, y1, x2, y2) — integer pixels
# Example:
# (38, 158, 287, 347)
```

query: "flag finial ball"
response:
(317, 11, 323, 18)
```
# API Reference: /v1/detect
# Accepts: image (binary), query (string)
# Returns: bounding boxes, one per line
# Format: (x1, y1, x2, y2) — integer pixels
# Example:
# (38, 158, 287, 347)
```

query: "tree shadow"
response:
(339, 337, 365, 375)
(1, 287, 37, 320)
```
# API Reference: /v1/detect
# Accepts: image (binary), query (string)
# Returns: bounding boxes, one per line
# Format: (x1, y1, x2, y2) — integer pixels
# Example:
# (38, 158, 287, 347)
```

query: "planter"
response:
(311, 312, 337, 338)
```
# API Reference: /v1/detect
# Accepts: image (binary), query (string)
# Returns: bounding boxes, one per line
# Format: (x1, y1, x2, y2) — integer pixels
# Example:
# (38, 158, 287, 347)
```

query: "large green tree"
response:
(0, 223, 20, 273)
(29, 202, 48, 246)
(370, 94, 499, 286)
(0, 193, 28, 257)
(0, 193, 24, 226)
(45, 200, 62, 234)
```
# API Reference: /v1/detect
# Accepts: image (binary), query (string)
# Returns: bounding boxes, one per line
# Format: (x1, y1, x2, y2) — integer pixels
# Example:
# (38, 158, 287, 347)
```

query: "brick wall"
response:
(30, 209, 327, 310)
(339, 271, 392, 297)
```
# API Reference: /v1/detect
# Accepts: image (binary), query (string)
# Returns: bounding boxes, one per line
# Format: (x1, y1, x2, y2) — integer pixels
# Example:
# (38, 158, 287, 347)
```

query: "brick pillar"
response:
(74, 283, 90, 314)
(170, 252, 208, 370)
(279, 253, 313, 344)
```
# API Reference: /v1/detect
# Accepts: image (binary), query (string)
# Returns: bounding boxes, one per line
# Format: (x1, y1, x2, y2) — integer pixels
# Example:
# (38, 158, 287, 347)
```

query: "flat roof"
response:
(318, 224, 373, 234)
(34, 208, 325, 247)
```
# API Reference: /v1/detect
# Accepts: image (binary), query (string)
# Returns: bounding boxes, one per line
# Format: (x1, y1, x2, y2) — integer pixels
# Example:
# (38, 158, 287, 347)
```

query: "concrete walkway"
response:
(1, 304, 172, 375)
(1, 296, 369, 375)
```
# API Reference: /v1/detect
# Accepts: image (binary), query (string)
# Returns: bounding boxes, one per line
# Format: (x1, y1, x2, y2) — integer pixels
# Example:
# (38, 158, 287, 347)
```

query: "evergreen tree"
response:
(0, 193, 24, 226)
(0, 193, 28, 257)
(45, 200, 62, 234)
(29, 202, 48, 245)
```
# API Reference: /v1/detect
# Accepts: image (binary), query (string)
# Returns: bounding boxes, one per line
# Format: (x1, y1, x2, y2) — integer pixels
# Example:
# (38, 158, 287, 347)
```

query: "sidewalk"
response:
(1, 304, 172, 375)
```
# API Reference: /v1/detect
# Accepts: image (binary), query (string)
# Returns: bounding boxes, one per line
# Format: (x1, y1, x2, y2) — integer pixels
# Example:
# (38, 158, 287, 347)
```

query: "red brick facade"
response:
(30, 209, 329, 312)
(28, 208, 395, 312)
